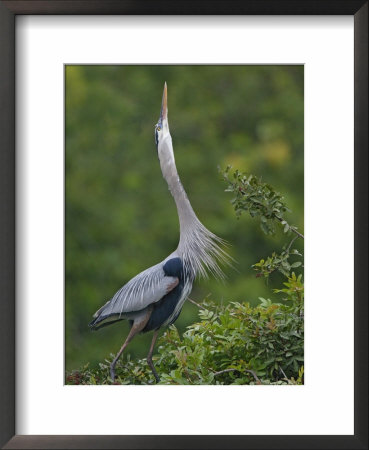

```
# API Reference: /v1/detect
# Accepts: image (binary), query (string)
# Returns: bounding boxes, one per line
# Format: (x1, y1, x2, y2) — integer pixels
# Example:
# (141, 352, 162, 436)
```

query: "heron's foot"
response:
(153, 371, 160, 384)
(147, 357, 160, 383)
(110, 362, 117, 382)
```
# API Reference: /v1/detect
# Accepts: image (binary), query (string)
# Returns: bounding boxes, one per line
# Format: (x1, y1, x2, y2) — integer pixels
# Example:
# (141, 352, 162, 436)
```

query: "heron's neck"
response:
(160, 156, 199, 233)
(160, 153, 228, 281)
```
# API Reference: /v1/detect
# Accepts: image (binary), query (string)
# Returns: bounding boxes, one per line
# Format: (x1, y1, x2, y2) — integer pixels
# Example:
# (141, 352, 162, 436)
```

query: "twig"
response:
(291, 228, 304, 240)
(279, 367, 294, 384)
(212, 368, 235, 377)
(279, 366, 288, 379)
(286, 235, 298, 253)
(187, 297, 207, 310)
(244, 369, 262, 384)
(213, 368, 262, 385)
(276, 217, 304, 239)
(256, 235, 298, 279)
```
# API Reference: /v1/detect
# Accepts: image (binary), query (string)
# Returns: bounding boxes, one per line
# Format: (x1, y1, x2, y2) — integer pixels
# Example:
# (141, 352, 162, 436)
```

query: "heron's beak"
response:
(160, 82, 168, 123)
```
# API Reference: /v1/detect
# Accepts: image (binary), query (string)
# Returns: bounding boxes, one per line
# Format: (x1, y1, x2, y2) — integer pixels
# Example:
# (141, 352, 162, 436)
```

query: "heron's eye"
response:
(157, 126, 161, 131)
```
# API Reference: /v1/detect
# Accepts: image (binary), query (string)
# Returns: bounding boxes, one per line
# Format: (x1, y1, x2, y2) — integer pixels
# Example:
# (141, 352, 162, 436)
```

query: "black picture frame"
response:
(0, 1, 367, 449)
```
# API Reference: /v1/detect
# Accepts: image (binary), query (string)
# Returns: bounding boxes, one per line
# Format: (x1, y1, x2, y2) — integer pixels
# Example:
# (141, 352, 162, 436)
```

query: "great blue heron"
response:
(89, 83, 230, 382)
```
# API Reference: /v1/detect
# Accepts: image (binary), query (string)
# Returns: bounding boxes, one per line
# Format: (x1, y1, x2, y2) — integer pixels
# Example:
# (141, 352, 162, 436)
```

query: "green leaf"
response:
(260, 222, 269, 235)
(291, 262, 302, 268)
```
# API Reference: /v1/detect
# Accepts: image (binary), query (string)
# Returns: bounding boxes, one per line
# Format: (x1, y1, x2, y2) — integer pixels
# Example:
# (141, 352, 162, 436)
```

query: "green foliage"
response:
(222, 166, 302, 238)
(66, 291, 304, 385)
(253, 238, 302, 278)
(274, 272, 304, 303)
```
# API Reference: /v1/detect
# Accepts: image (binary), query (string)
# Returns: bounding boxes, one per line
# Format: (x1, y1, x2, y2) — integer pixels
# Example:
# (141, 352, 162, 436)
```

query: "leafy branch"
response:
(252, 236, 302, 279)
(221, 166, 304, 280)
(221, 166, 304, 239)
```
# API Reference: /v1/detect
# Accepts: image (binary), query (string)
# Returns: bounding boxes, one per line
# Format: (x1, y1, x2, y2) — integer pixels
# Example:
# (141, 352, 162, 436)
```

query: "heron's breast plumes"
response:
(178, 217, 232, 280)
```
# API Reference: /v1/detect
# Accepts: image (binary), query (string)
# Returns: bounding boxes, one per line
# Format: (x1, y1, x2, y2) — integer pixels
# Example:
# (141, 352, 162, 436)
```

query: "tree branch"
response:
(187, 297, 207, 310)
(213, 368, 262, 384)
(286, 235, 298, 253)
(279, 366, 294, 384)
(276, 217, 304, 239)
(279, 366, 288, 379)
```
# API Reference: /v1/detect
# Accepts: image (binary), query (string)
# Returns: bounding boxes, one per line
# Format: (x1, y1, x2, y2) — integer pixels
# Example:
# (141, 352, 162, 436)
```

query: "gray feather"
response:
(93, 260, 178, 320)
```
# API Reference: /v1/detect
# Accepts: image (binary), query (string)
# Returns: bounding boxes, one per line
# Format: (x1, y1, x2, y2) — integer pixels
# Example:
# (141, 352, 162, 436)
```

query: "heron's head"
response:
(155, 82, 174, 164)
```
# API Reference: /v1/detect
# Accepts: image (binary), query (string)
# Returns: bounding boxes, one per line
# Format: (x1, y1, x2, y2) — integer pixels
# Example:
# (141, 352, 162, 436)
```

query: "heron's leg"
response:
(110, 310, 151, 381)
(147, 329, 160, 383)
(110, 325, 139, 381)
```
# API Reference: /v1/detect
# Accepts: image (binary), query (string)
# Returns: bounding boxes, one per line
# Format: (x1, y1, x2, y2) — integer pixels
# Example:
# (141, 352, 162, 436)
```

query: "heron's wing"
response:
(91, 262, 178, 323)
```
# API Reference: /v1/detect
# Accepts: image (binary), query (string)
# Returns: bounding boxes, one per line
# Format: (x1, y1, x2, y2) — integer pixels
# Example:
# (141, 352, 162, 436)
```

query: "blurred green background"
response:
(65, 65, 304, 371)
